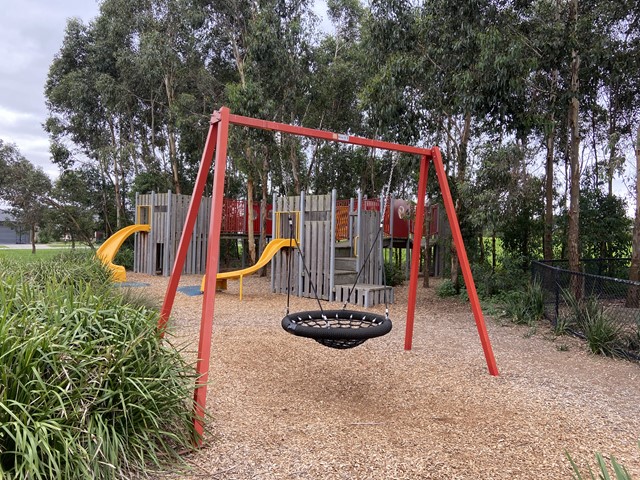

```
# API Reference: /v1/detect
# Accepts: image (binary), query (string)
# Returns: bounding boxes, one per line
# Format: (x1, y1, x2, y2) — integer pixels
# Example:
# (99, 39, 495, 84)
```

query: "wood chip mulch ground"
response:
(126, 272, 640, 480)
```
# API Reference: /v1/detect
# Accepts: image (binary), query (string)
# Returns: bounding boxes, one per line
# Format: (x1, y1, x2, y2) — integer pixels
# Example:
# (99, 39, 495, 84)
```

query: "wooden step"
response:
(335, 257, 357, 271)
(333, 284, 394, 308)
(334, 270, 357, 285)
(334, 241, 353, 257)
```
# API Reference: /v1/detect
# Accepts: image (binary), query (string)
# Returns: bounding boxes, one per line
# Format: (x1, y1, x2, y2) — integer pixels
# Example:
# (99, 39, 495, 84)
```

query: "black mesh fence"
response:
(531, 260, 640, 360)
(539, 258, 631, 279)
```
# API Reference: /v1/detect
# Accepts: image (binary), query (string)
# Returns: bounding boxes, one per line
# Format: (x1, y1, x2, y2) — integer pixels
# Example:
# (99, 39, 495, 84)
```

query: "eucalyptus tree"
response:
(43, 170, 101, 248)
(45, 16, 134, 231)
(46, 0, 223, 234)
(360, 0, 537, 286)
(204, 0, 318, 263)
(631, 123, 640, 306)
(617, 2, 640, 303)
(303, 0, 380, 196)
(510, 0, 567, 261)
(0, 141, 52, 253)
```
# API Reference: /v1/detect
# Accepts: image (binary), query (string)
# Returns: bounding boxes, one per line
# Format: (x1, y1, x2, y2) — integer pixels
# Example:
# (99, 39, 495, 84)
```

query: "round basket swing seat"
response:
(281, 309, 392, 349)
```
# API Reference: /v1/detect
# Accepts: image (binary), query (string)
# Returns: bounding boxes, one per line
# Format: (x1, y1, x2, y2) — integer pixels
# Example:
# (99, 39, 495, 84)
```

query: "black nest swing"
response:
(282, 309, 392, 349)
(279, 206, 394, 350)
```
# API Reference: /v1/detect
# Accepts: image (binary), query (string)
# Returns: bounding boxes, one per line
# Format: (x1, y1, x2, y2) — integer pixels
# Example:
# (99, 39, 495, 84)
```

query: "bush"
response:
(113, 245, 134, 271)
(0, 256, 197, 479)
(384, 261, 405, 286)
(472, 256, 530, 298)
(499, 280, 545, 326)
(436, 279, 459, 298)
(562, 291, 623, 357)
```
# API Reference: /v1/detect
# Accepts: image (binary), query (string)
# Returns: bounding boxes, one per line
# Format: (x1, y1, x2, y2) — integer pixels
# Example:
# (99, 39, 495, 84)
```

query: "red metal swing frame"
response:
(158, 107, 499, 444)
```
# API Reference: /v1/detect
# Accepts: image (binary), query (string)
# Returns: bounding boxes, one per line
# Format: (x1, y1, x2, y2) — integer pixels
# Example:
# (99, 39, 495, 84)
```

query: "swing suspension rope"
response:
(281, 152, 398, 349)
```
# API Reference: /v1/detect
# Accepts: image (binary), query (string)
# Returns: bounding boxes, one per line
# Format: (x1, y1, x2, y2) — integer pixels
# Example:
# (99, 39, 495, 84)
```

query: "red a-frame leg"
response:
(432, 147, 499, 376)
(405, 154, 429, 350)
(404, 148, 498, 376)
(158, 107, 232, 444)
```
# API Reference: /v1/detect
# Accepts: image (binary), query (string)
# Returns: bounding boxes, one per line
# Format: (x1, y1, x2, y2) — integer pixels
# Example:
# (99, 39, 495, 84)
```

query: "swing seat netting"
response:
(282, 309, 392, 349)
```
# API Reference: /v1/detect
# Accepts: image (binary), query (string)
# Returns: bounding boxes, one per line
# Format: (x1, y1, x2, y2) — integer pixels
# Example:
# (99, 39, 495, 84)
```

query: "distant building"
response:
(0, 212, 29, 244)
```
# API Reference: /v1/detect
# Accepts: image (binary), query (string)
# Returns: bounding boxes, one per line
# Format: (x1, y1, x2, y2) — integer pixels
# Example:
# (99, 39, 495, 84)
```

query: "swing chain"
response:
(341, 152, 398, 311)
(380, 152, 399, 224)
(285, 215, 294, 316)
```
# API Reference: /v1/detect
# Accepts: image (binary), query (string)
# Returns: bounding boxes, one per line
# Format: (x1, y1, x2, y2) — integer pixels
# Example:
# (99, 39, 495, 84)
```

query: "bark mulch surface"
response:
(129, 273, 640, 480)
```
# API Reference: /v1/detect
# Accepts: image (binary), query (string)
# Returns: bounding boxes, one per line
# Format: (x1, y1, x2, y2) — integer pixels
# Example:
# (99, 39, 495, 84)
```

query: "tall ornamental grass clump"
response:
(499, 280, 545, 326)
(0, 254, 197, 479)
(567, 451, 634, 479)
(561, 290, 624, 357)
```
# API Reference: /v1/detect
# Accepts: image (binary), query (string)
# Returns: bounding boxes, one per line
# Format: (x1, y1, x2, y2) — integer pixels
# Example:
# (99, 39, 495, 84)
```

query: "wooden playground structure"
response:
(132, 190, 446, 306)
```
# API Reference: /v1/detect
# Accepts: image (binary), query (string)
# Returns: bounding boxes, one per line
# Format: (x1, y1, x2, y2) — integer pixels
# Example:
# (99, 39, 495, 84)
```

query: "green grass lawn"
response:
(0, 247, 83, 262)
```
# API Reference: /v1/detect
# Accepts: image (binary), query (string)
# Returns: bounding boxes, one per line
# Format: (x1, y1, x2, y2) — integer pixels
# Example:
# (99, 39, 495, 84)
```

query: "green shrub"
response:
(562, 291, 623, 357)
(582, 312, 623, 357)
(554, 314, 573, 336)
(383, 262, 405, 286)
(499, 280, 545, 326)
(0, 256, 197, 479)
(528, 280, 545, 320)
(113, 245, 134, 271)
(500, 290, 531, 325)
(436, 279, 458, 298)
(472, 261, 529, 298)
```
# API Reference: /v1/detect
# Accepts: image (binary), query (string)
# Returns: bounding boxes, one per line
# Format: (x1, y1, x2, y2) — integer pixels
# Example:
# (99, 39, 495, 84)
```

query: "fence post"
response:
(554, 267, 560, 326)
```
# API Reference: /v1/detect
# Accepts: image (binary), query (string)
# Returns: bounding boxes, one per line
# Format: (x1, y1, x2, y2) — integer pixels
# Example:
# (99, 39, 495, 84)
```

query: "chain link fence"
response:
(531, 260, 640, 360)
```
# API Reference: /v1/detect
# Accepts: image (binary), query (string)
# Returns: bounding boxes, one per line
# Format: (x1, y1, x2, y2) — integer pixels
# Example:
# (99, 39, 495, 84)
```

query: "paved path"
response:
(0, 243, 54, 249)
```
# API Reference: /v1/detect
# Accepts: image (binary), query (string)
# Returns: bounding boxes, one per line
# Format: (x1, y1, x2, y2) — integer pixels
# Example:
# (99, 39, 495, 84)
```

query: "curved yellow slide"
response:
(96, 224, 151, 282)
(200, 238, 297, 299)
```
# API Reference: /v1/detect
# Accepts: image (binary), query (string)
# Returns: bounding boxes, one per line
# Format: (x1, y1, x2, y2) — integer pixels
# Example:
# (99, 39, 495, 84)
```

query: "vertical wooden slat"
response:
(304, 220, 311, 297)
(324, 220, 331, 299)
(297, 192, 305, 296)
(163, 192, 171, 275)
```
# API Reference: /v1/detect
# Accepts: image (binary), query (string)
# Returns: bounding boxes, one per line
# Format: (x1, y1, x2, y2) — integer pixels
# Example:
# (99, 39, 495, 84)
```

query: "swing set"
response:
(158, 107, 499, 444)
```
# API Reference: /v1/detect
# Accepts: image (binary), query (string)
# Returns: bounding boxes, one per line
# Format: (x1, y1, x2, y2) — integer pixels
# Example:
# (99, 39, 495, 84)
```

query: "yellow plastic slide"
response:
(200, 238, 297, 299)
(96, 224, 151, 282)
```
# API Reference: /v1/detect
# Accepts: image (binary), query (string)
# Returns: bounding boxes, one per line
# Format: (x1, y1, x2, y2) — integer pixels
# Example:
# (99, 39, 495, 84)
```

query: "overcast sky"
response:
(0, 1, 330, 181)
(0, 1, 101, 178)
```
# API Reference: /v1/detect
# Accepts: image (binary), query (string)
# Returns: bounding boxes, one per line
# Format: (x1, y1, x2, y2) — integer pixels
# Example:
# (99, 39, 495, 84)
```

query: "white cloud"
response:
(0, 106, 36, 127)
(0, 0, 100, 178)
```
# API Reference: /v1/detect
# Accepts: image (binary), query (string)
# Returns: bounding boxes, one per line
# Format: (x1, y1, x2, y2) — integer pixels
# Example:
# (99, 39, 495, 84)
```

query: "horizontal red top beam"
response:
(226, 112, 432, 157)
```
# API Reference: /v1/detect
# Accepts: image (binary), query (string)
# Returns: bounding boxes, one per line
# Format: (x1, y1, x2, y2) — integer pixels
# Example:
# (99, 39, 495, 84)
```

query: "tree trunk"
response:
(98, 156, 112, 235)
(567, 0, 581, 299)
(109, 120, 123, 231)
(492, 231, 496, 272)
(247, 178, 257, 264)
(164, 73, 181, 194)
(289, 138, 301, 195)
(259, 150, 269, 277)
(543, 113, 556, 261)
(423, 204, 431, 288)
(607, 111, 618, 197)
(31, 224, 36, 254)
(626, 125, 640, 307)
(450, 112, 472, 292)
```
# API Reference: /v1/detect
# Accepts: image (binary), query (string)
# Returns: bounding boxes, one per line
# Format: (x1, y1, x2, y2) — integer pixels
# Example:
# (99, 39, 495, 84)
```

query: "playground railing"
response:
(336, 200, 350, 241)
(531, 260, 640, 360)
